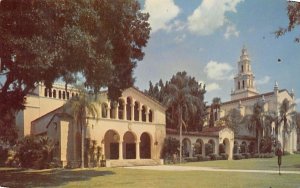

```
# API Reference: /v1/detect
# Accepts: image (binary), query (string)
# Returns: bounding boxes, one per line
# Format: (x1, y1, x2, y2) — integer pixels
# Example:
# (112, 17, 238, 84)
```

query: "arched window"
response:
(101, 103, 108, 118)
(149, 110, 153, 123)
(238, 81, 240, 89)
(126, 97, 132, 120)
(110, 102, 116, 119)
(53, 90, 56, 98)
(134, 101, 139, 121)
(142, 105, 146, 122)
(118, 99, 124, 120)
(242, 80, 245, 89)
(44, 88, 48, 97)
(241, 65, 244, 72)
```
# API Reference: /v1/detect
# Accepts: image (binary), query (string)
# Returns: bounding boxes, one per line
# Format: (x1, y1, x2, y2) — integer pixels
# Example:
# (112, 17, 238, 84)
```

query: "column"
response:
(123, 100, 127, 120)
(136, 141, 140, 159)
(107, 106, 111, 119)
(119, 140, 123, 160)
(115, 104, 119, 120)
(131, 100, 135, 121)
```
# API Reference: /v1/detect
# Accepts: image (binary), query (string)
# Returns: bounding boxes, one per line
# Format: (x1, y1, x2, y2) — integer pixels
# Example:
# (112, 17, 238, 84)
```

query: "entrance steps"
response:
(108, 159, 162, 167)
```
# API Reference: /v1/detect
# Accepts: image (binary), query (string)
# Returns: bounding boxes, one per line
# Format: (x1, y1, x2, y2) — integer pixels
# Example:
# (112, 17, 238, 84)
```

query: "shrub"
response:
(17, 135, 55, 169)
(185, 157, 198, 162)
(209, 153, 218, 160)
(205, 143, 213, 156)
(220, 153, 229, 160)
(162, 137, 180, 158)
(242, 153, 251, 159)
(0, 147, 8, 166)
(283, 151, 291, 155)
(293, 151, 300, 154)
(233, 154, 243, 160)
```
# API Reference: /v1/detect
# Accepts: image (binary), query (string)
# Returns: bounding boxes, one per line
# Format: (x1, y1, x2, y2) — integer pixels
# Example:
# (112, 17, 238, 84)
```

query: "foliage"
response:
(0, 0, 150, 142)
(145, 71, 206, 131)
(275, 1, 300, 43)
(259, 137, 274, 153)
(233, 154, 243, 160)
(194, 142, 202, 155)
(0, 146, 8, 166)
(222, 108, 242, 134)
(16, 135, 55, 169)
(205, 143, 213, 156)
(209, 97, 221, 127)
(64, 85, 101, 168)
(162, 137, 180, 158)
(85, 138, 102, 168)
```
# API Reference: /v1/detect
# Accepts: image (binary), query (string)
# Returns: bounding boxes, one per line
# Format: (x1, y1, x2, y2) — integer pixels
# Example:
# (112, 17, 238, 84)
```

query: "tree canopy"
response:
(276, 1, 300, 42)
(145, 71, 206, 131)
(0, 0, 150, 143)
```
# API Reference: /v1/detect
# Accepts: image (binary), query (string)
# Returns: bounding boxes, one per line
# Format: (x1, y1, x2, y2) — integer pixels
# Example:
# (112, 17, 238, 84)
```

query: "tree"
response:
(0, 0, 150, 142)
(209, 97, 221, 127)
(222, 108, 243, 135)
(248, 100, 265, 153)
(279, 98, 296, 154)
(275, 1, 300, 43)
(63, 85, 101, 168)
(145, 72, 206, 132)
(162, 72, 205, 163)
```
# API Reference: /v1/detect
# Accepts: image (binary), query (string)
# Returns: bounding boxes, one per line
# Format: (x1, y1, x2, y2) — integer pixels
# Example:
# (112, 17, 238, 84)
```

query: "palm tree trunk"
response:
(81, 122, 84, 168)
(179, 106, 182, 164)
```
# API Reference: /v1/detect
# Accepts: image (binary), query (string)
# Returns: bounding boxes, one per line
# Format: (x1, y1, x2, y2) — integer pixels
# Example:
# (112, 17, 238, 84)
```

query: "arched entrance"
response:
(182, 138, 192, 157)
(195, 139, 204, 156)
(208, 139, 216, 154)
(123, 131, 136, 159)
(223, 138, 231, 159)
(104, 130, 120, 159)
(140, 132, 151, 159)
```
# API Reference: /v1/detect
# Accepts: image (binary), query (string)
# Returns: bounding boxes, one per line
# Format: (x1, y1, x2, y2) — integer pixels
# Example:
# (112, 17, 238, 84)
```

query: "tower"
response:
(231, 46, 259, 100)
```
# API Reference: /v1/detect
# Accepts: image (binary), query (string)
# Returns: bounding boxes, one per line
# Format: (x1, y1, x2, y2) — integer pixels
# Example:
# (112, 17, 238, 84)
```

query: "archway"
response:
(118, 99, 125, 120)
(182, 138, 192, 157)
(123, 131, 136, 159)
(195, 139, 204, 156)
(134, 101, 140, 121)
(104, 130, 120, 159)
(208, 139, 216, 154)
(223, 138, 231, 159)
(140, 132, 151, 159)
(126, 97, 132, 120)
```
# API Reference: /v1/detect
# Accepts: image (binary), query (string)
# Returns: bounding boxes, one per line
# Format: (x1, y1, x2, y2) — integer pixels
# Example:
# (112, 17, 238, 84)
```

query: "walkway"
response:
(125, 165, 300, 174)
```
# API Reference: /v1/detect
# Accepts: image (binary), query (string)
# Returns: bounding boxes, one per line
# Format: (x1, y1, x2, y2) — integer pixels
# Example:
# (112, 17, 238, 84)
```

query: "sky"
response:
(134, 0, 300, 110)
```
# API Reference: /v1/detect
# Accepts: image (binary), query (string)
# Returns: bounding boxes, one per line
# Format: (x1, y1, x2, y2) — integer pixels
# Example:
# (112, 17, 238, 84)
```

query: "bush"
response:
(162, 137, 180, 159)
(17, 135, 55, 169)
(205, 143, 213, 156)
(220, 153, 229, 160)
(0, 147, 8, 166)
(293, 151, 300, 154)
(283, 151, 290, 155)
(185, 157, 198, 162)
(242, 153, 251, 159)
(233, 154, 243, 160)
(209, 153, 218, 160)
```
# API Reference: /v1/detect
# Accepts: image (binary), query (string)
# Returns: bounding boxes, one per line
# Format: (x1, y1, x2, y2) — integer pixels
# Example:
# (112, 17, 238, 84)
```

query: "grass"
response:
(0, 155, 299, 188)
(180, 154, 300, 171)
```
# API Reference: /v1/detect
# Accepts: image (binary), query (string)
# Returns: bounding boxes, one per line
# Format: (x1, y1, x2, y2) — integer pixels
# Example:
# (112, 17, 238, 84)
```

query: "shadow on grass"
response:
(0, 168, 115, 188)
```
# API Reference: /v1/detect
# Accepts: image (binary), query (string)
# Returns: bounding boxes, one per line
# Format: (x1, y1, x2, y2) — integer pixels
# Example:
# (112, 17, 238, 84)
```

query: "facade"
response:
(17, 84, 166, 167)
(218, 47, 297, 153)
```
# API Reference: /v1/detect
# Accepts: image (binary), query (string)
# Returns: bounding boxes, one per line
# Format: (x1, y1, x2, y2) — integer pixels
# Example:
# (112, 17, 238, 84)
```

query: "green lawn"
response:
(180, 154, 300, 171)
(0, 155, 300, 188)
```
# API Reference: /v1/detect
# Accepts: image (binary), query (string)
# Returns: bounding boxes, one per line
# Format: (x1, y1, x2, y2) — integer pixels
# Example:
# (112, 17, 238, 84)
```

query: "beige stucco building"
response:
(17, 84, 166, 167)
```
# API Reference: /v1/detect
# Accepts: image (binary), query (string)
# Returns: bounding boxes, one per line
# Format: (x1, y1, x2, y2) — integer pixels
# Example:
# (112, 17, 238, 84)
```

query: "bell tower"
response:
(231, 46, 259, 100)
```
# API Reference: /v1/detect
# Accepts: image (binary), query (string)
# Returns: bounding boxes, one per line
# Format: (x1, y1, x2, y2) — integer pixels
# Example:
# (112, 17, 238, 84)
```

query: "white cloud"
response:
(206, 83, 221, 92)
(224, 24, 239, 39)
(187, 0, 243, 36)
(204, 61, 233, 80)
(198, 80, 221, 92)
(143, 0, 180, 33)
(256, 76, 271, 85)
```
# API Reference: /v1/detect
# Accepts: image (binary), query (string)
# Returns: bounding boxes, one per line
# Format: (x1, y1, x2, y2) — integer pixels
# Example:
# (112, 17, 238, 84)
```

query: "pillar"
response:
(139, 104, 142, 122)
(131, 100, 135, 121)
(119, 140, 123, 160)
(136, 141, 140, 159)
(145, 109, 149, 123)
(107, 106, 111, 119)
(123, 101, 127, 120)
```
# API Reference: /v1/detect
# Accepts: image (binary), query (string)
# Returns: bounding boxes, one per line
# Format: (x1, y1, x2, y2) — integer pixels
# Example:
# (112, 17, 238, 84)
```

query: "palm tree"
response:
(249, 100, 265, 153)
(279, 98, 296, 154)
(63, 85, 101, 168)
(209, 97, 221, 127)
(163, 72, 200, 163)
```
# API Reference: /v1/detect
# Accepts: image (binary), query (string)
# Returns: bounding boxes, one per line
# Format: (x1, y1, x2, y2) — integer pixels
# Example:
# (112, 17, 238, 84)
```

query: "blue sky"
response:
(134, 0, 300, 110)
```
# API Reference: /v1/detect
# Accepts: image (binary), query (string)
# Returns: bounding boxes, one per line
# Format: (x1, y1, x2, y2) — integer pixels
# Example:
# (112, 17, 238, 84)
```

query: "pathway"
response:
(125, 165, 300, 174)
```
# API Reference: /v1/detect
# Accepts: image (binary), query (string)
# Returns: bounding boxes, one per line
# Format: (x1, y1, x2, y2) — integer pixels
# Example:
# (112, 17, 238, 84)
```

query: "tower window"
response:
(242, 80, 245, 89)
(238, 81, 240, 89)
(241, 65, 244, 72)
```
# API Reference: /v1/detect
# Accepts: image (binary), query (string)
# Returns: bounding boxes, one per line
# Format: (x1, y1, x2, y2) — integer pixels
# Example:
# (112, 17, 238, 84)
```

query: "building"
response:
(217, 47, 297, 153)
(16, 84, 166, 167)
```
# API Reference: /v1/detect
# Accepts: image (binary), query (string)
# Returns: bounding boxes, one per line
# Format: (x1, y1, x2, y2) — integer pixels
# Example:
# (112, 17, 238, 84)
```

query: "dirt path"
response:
(125, 165, 300, 174)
